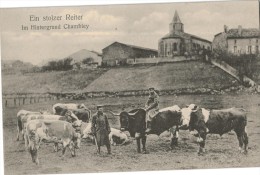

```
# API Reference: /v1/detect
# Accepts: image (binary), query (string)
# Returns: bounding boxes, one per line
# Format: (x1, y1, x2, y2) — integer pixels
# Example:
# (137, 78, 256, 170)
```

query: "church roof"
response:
(161, 32, 211, 43)
(172, 10, 182, 24)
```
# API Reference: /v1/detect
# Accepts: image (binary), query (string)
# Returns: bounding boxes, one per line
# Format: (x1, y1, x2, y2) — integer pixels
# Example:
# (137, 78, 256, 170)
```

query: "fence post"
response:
(14, 98, 16, 106)
(23, 98, 25, 105)
(5, 100, 7, 107)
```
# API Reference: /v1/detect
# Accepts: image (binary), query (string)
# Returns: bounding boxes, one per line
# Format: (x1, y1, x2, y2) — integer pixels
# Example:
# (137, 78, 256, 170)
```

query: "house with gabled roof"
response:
(102, 41, 158, 66)
(213, 25, 260, 55)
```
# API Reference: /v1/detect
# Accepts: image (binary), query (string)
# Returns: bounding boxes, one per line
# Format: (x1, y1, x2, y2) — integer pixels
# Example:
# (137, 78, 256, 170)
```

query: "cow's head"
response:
(189, 108, 209, 132)
(180, 104, 198, 129)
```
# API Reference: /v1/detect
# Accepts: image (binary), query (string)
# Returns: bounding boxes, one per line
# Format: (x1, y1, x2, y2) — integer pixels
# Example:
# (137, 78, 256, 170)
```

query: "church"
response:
(158, 11, 212, 57)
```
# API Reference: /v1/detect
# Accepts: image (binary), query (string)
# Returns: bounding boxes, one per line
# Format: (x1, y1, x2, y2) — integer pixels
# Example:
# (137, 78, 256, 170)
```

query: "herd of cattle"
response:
(16, 103, 249, 165)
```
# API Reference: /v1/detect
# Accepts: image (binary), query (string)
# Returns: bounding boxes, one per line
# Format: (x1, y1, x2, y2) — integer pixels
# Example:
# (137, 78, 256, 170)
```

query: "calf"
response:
(185, 105, 248, 154)
(25, 120, 81, 165)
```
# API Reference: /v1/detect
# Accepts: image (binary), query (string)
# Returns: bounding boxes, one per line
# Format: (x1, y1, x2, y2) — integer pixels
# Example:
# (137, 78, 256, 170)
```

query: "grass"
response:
(2, 68, 108, 94)
(84, 61, 237, 92)
(3, 94, 260, 174)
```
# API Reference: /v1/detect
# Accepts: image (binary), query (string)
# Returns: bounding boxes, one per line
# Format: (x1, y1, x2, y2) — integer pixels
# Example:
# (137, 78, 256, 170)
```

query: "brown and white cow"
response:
(181, 104, 248, 155)
(22, 113, 79, 148)
(25, 120, 81, 165)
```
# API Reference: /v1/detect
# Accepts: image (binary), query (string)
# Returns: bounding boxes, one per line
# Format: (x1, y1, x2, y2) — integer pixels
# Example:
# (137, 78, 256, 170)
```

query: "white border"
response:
(0, 0, 259, 175)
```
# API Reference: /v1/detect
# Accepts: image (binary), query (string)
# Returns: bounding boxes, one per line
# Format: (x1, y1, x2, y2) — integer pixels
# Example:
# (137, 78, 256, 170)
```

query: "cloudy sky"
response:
(1, 0, 259, 65)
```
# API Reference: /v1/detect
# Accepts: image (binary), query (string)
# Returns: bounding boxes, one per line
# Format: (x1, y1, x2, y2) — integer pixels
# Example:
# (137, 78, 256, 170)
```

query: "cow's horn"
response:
(128, 111, 139, 116)
(107, 111, 120, 116)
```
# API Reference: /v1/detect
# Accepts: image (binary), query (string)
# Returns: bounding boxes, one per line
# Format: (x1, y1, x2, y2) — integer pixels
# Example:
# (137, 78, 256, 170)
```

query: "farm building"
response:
(212, 25, 260, 55)
(158, 11, 212, 57)
(102, 41, 158, 66)
(68, 49, 102, 69)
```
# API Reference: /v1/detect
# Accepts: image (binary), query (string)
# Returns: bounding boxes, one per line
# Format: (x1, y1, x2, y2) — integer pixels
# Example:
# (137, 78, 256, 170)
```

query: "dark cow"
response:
(54, 106, 91, 123)
(187, 105, 248, 154)
(110, 105, 182, 153)
(110, 109, 147, 153)
(149, 105, 182, 148)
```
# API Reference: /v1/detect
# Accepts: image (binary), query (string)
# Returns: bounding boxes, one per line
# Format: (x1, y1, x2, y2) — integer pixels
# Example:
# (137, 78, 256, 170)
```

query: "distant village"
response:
(62, 10, 259, 70)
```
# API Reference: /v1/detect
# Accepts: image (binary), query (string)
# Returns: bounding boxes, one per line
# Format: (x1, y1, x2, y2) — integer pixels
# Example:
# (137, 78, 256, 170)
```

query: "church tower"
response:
(169, 10, 184, 34)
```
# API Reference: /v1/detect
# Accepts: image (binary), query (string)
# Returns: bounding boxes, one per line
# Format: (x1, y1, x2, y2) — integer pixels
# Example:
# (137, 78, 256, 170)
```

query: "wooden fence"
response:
(2, 93, 57, 107)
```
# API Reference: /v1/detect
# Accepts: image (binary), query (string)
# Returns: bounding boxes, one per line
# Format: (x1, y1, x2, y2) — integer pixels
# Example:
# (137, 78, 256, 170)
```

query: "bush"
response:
(213, 49, 258, 79)
(41, 57, 73, 71)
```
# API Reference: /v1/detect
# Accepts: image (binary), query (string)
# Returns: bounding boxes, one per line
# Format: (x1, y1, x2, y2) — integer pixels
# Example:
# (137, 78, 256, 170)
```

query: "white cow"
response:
(81, 122, 129, 146)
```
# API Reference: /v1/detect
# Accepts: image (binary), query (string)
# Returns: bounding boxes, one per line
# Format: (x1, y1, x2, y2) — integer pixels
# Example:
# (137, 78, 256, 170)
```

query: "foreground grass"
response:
(3, 94, 260, 174)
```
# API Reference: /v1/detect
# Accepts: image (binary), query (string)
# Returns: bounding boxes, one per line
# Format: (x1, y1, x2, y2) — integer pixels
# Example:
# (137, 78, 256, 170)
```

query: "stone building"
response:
(102, 41, 158, 66)
(158, 11, 212, 57)
(212, 25, 260, 55)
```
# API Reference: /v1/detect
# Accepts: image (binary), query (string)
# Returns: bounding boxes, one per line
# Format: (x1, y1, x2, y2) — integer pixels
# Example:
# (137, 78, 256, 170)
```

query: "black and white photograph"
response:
(1, 0, 260, 174)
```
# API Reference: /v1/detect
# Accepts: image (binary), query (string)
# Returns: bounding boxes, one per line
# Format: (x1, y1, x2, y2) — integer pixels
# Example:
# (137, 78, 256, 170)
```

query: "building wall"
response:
(212, 33, 228, 52)
(227, 38, 259, 54)
(158, 38, 181, 57)
(191, 38, 212, 51)
(102, 42, 158, 66)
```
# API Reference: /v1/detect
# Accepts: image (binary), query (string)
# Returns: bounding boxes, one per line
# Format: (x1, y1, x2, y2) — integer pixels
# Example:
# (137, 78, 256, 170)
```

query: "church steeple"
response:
(169, 10, 184, 34)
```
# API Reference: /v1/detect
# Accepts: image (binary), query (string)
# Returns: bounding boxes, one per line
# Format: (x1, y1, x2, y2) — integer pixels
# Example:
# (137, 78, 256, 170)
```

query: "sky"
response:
(1, 0, 259, 65)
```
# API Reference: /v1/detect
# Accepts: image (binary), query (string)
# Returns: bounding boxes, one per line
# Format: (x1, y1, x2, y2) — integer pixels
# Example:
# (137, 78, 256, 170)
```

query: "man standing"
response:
(145, 87, 159, 134)
(91, 105, 111, 154)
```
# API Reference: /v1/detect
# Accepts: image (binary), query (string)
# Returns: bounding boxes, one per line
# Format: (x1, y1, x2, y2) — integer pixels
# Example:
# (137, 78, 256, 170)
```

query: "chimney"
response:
(238, 25, 242, 36)
(224, 25, 228, 33)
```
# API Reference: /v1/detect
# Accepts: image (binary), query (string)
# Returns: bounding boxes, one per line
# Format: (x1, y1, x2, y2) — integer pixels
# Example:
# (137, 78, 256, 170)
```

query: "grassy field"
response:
(2, 61, 238, 94)
(3, 94, 260, 174)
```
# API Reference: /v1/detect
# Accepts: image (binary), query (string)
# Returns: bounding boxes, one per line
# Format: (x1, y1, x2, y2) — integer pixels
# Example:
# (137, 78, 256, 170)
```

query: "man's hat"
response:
(148, 87, 155, 90)
(97, 105, 104, 109)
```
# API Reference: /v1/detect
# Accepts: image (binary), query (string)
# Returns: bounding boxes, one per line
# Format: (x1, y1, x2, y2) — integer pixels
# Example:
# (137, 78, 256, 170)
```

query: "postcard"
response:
(1, 0, 259, 175)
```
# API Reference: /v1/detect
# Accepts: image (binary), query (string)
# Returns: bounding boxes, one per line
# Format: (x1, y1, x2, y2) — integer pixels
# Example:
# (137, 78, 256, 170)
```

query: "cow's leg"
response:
(141, 135, 148, 154)
(135, 133, 141, 153)
(243, 128, 249, 153)
(68, 142, 76, 157)
(62, 139, 70, 158)
(234, 129, 244, 153)
(170, 126, 178, 149)
(136, 138, 141, 153)
(197, 130, 206, 155)
(16, 121, 20, 141)
(54, 143, 58, 152)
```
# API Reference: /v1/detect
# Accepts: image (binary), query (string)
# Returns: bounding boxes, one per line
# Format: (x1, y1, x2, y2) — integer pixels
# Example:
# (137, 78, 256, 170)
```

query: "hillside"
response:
(2, 68, 108, 94)
(84, 61, 237, 92)
(2, 60, 238, 94)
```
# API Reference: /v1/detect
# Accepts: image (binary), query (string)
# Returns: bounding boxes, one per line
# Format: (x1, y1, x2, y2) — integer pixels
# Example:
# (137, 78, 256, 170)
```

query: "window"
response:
(234, 40, 237, 44)
(256, 39, 258, 44)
